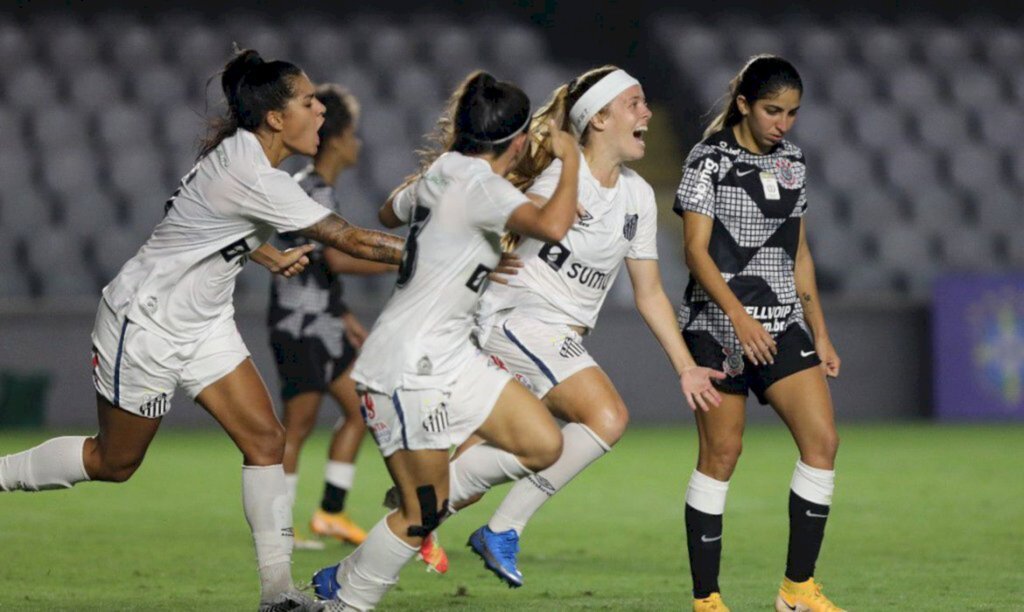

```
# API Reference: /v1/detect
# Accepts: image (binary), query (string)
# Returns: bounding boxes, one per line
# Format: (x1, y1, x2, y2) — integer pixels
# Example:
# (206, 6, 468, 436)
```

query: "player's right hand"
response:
(730, 311, 777, 366)
(278, 244, 315, 278)
(544, 119, 579, 161)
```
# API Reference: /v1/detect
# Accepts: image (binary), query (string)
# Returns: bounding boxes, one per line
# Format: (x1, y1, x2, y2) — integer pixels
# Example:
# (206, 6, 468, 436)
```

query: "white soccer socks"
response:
(0, 435, 90, 491)
(448, 443, 531, 507)
(790, 459, 835, 506)
(325, 461, 356, 491)
(488, 423, 611, 535)
(334, 514, 418, 610)
(242, 464, 295, 604)
(284, 473, 299, 508)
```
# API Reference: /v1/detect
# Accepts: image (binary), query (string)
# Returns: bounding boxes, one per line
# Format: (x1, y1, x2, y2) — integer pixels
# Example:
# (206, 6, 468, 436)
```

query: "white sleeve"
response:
(391, 183, 417, 224)
(469, 174, 530, 235)
(524, 159, 562, 200)
(246, 167, 332, 233)
(627, 183, 659, 260)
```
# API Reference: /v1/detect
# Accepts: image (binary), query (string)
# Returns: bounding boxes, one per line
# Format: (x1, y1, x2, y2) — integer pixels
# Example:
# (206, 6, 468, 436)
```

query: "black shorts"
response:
(269, 330, 357, 402)
(683, 324, 821, 405)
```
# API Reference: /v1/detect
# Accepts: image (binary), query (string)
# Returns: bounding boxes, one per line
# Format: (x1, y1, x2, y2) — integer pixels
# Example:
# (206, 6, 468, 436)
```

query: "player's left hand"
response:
(489, 252, 523, 285)
(816, 335, 841, 378)
(680, 365, 727, 412)
(343, 312, 369, 349)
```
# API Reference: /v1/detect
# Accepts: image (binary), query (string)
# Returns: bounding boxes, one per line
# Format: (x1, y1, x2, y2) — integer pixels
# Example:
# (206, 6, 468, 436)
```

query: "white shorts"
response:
(480, 314, 597, 398)
(90, 299, 250, 418)
(359, 351, 513, 458)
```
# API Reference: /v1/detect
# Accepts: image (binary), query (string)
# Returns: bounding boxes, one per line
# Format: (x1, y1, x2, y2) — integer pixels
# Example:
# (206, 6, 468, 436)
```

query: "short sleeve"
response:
(391, 183, 417, 224)
(673, 144, 720, 218)
(627, 183, 659, 260)
(525, 158, 563, 200)
(248, 168, 333, 233)
(469, 174, 529, 234)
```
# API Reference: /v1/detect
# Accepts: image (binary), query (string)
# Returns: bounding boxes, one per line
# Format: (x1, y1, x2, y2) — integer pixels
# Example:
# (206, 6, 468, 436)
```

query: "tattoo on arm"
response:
(802, 292, 813, 303)
(298, 213, 404, 265)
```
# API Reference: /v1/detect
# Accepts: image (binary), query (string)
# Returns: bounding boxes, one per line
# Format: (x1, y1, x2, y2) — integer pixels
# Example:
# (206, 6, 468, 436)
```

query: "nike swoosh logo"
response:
(806, 510, 829, 518)
(800, 350, 816, 357)
(700, 534, 722, 543)
(780, 600, 797, 611)
(736, 168, 756, 177)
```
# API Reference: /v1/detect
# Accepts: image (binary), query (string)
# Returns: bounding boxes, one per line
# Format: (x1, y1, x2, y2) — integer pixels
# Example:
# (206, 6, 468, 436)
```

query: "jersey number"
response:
(396, 205, 432, 288)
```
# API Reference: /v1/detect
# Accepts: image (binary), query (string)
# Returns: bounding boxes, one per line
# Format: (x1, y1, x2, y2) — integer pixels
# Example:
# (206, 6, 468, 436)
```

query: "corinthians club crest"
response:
(623, 213, 638, 241)
(721, 346, 744, 377)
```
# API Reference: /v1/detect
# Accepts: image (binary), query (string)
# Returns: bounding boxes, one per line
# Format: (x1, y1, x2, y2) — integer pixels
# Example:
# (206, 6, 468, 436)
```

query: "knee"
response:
(804, 430, 840, 467)
(87, 443, 144, 483)
(522, 427, 563, 472)
(702, 438, 742, 476)
(242, 423, 287, 465)
(582, 401, 629, 446)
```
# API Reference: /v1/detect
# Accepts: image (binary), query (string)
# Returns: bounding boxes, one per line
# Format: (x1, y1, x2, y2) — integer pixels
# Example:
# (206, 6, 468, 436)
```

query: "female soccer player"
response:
(310, 71, 581, 611)
(269, 83, 394, 550)
(675, 55, 843, 612)
(0, 49, 404, 612)
(435, 66, 725, 589)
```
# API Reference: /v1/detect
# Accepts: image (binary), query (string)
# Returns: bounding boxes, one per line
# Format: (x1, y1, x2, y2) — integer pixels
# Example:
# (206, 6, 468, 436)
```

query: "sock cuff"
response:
(564, 422, 612, 453)
(242, 464, 285, 473)
(791, 460, 835, 506)
(382, 511, 420, 552)
(61, 436, 91, 483)
(685, 469, 730, 515)
(324, 461, 356, 489)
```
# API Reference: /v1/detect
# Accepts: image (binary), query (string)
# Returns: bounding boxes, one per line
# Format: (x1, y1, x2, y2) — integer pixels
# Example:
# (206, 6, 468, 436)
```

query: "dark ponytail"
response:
(198, 47, 304, 159)
(704, 54, 803, 139)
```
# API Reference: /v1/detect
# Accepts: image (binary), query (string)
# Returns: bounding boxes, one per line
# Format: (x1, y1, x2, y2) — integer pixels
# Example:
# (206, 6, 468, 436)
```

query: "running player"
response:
(310, 71, 581, 611)
(269, 83, 393, 551)
(433, 66, 725, 588)
(0, 48, 404, 612)
(675, 55, 843, 612)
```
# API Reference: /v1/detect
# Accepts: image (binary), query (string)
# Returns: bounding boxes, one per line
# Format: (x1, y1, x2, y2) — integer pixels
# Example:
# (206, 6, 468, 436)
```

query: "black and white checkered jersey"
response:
(673, 128, 809, 350)
(268, 166, 346, 335)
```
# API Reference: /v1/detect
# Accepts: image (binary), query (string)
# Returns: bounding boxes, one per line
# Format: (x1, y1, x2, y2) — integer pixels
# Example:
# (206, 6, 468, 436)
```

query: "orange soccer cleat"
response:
(309, 509, 368, 545)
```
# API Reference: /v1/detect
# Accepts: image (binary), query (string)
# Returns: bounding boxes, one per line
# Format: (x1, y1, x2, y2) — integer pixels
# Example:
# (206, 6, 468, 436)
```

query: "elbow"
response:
(537, 218, 571, 243)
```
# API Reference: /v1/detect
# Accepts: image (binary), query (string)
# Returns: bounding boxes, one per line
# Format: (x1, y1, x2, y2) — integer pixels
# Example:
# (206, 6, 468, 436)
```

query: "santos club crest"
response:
(623, 213, 638, 241)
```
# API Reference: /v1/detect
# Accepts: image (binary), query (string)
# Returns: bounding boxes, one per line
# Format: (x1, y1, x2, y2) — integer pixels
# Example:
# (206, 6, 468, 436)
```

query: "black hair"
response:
(198, 48, 304, 159)
(448, 71, 531, 157)
(315, 83, 360, 147)
(704, 55, 803, 138)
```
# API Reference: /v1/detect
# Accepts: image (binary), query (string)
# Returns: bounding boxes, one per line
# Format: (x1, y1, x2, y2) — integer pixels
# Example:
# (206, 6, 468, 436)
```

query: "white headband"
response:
(568, 69, 640, 136)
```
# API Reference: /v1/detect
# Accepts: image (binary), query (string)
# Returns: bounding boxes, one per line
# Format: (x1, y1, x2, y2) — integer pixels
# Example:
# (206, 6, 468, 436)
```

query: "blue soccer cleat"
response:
(467, 525, 523, 588)
(311, 564, 342, 601)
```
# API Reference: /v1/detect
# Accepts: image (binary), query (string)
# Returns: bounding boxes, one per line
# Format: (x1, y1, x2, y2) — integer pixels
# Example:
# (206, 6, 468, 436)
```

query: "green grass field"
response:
(2, 424, 1022, 611)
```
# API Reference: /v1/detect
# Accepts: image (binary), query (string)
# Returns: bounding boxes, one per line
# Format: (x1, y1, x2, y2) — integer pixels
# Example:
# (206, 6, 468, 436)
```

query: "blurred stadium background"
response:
(0, 0, 1022, 427)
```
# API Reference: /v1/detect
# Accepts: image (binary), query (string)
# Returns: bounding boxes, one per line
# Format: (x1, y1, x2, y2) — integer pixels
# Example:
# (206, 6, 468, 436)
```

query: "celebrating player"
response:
(269, 83, 394, 551)
(675, 55, 844, 612)
(0, 48, 404, 612)
(310, 70, 581, 611)
(430, 66, 725, 588)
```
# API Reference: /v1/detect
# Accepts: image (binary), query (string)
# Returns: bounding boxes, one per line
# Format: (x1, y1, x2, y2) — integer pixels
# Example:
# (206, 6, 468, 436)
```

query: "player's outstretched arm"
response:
(298, 213, 404, 265)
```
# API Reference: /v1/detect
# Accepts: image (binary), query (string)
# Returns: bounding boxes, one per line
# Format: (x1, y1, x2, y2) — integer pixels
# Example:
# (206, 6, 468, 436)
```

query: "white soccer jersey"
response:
(353, 152, 529, 393)
(102, 130, 332, 342)
(479, 153, 658, 331)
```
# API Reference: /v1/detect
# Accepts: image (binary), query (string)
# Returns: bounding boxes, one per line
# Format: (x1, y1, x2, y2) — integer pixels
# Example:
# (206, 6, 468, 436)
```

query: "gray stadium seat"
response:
(826, 66, 877, 109)
(27, 228, 96, 297)
(805, 216, 866, 275)
(844, 186, 905, 232)
(172, 24, 223, 70)
(976, 103, 1023, 150)
(883, 146, 940, 193)
(97, 104, 153, 149)
(821, 147, 873, 192)
(389, 65, 442, 108)
(427, 25, 478, 85)
(59, 190, 119, 238)
(6, 66, 58, 110)
(299, 26, 354, 81)
(123, 185, 171, 235)
(729, 25, 787, 62)
(949, 67, 1003, 111)
(232, 24, 291, 65)
(93, 229, 143, 282)
(0, 188, 51, 230)
(967, 186, 1021, 232)
(42, 147, 102, 199)
(367, 144, 418, 196)
(131, 65, 190, 111)
(0, 149, 37, 195)
(902, 185, 968, 231)
(1013, 147, 1024, 188)
(914, 104, 971, 149)
(161, 106, 206, 153)
(948, 146, 1002, 192)
(488, 24, 546, 73)
(0, 23, 34, 76)
(876, 223, 938, 275)
(30, 104, 89, 148)
(857, 25, 912, 73)
(359, 103, 410, 150)
(45, 21, 100, 74)
(367, 26, 415, 69)
(793, 106, 846, 149)
(919, 26, 971, 68)
(851, 105, 908, 150)
(519, 63, 569, 111)
(981, 28, 1023, 70)
(68, 66, 124, 111)
(886, 67, 939, 108)
(695, 64, 741, 111)
(794, 29, 848, 74)
(111, 23, 163, 70)
(939, 226, 997, 271)
(108, 148, 168, 197)
(327, 65, 379, 110)
(0, 105, 24, 144)
(1007, 228, 1024, 269)
(840, 262, 900, 295)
